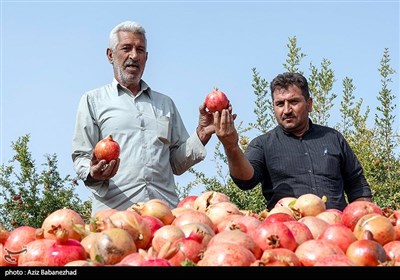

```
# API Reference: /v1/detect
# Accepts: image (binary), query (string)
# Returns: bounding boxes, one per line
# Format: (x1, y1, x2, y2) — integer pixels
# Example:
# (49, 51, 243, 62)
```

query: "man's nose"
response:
(129, 49, 138, 59)
(283, 102, 292, 113)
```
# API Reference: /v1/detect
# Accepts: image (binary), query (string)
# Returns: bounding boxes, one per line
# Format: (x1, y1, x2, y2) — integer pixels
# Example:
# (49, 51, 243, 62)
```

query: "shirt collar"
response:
(111, 78, 152, 98)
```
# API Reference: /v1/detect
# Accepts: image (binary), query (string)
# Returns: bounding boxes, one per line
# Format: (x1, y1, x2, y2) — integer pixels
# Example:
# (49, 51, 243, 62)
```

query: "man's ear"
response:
(106, 48, 113, 64)
(307, 97, 313, 112)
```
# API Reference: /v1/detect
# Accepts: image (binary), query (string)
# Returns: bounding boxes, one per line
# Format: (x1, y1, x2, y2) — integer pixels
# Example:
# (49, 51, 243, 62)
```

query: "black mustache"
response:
(283, 114, 295, 120)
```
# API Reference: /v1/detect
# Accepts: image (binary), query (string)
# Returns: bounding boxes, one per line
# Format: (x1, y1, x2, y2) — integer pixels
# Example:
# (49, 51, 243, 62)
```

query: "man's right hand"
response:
(214, 108, 239, 149)
(89, 153, 120, 181)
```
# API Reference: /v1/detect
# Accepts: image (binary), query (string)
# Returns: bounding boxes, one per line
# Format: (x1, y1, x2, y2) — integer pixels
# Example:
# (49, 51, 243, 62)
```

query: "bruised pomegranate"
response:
(341, 200, 383, 231)
(193, 191, 230, 212)
(89, 228, 137, 265)
(41, 208, 85, 241)
(353, 213, 396, 246)
(346, 239, 388, 266)
(204, 87, 229, 113)
(255, 248, 302, 266)
(94, 135, 120, 162)
(179, 222, 215, 247)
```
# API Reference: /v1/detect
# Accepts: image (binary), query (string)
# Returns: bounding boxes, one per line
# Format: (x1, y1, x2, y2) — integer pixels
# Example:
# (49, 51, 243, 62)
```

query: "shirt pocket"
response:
(156, 116, 171, 145)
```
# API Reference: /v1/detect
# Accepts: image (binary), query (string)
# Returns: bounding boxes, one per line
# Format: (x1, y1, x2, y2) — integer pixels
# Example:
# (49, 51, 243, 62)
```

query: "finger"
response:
(91, 152, 99, 165)
(220, 109, 230, 128)
(199, 102, 207, 113)
(232, 113, 237, 121)
(110, 158, 120, 177)
(213, 110, 219, 123)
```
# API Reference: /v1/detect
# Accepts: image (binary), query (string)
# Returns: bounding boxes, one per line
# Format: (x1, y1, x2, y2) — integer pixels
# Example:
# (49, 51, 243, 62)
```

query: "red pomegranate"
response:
(317, 224, 357, 253)
(2, 226, 37, 266)
(197, 243, 256, 266)
(283, 220, 313, 247)
(295, 239, 345, 266)
(94, 135, 120, 162)
(346, 239, 388, 266)
(251, 221, 297, 251)
(383, 240, 400, 263)
(204, 87, 229, 113)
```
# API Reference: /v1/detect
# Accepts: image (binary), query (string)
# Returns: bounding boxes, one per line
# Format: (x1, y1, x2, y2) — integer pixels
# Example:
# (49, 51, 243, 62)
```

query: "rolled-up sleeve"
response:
(71, 93, 109, 197)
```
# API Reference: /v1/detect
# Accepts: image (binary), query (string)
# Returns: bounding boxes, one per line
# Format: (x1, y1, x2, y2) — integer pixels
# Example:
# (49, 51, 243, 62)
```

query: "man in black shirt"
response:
(214, 72, 372, 211)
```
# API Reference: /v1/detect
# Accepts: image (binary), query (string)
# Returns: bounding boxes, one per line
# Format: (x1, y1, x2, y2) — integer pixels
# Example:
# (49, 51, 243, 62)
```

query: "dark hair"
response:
(270, 72, 310, 100)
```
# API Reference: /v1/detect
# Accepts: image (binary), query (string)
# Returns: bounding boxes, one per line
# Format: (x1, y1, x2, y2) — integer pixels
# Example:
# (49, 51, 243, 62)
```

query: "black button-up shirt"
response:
(231, 120, 372, 211)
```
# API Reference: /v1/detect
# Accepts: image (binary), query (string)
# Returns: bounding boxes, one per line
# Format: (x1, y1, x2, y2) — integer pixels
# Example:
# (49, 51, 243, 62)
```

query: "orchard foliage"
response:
(0, 135, 91, 231)
(185, 37, 399, 211)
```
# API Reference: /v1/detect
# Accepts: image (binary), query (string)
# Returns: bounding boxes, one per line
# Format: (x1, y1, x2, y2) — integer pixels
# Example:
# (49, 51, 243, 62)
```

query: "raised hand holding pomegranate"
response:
(94, 135, 120, 162)
(205, 87, 229, 113)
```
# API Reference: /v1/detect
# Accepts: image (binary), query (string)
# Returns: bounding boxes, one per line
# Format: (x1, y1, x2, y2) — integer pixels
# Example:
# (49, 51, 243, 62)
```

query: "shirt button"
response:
(308, 170, 312, 173)
(304, 152, 308, 155)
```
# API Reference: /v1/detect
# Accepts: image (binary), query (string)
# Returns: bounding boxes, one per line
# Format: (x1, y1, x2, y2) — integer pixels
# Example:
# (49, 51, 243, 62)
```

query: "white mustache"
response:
(124, 59, 139, 67)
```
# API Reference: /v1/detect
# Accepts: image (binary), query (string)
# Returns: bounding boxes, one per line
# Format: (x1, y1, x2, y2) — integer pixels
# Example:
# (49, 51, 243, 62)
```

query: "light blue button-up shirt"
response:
(72, 79, 207, 215)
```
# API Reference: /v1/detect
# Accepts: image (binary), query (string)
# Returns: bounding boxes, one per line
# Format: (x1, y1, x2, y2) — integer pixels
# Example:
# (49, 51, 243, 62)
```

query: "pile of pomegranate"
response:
(1, 192, 399, 266)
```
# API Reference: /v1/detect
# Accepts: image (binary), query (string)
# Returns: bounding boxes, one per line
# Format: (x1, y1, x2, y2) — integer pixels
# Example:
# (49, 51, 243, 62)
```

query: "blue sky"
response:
(1, 1, 399, 202)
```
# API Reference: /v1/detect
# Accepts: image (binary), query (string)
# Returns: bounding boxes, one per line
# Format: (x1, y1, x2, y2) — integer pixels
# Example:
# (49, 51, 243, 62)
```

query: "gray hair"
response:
(108, 21, 147, 51)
